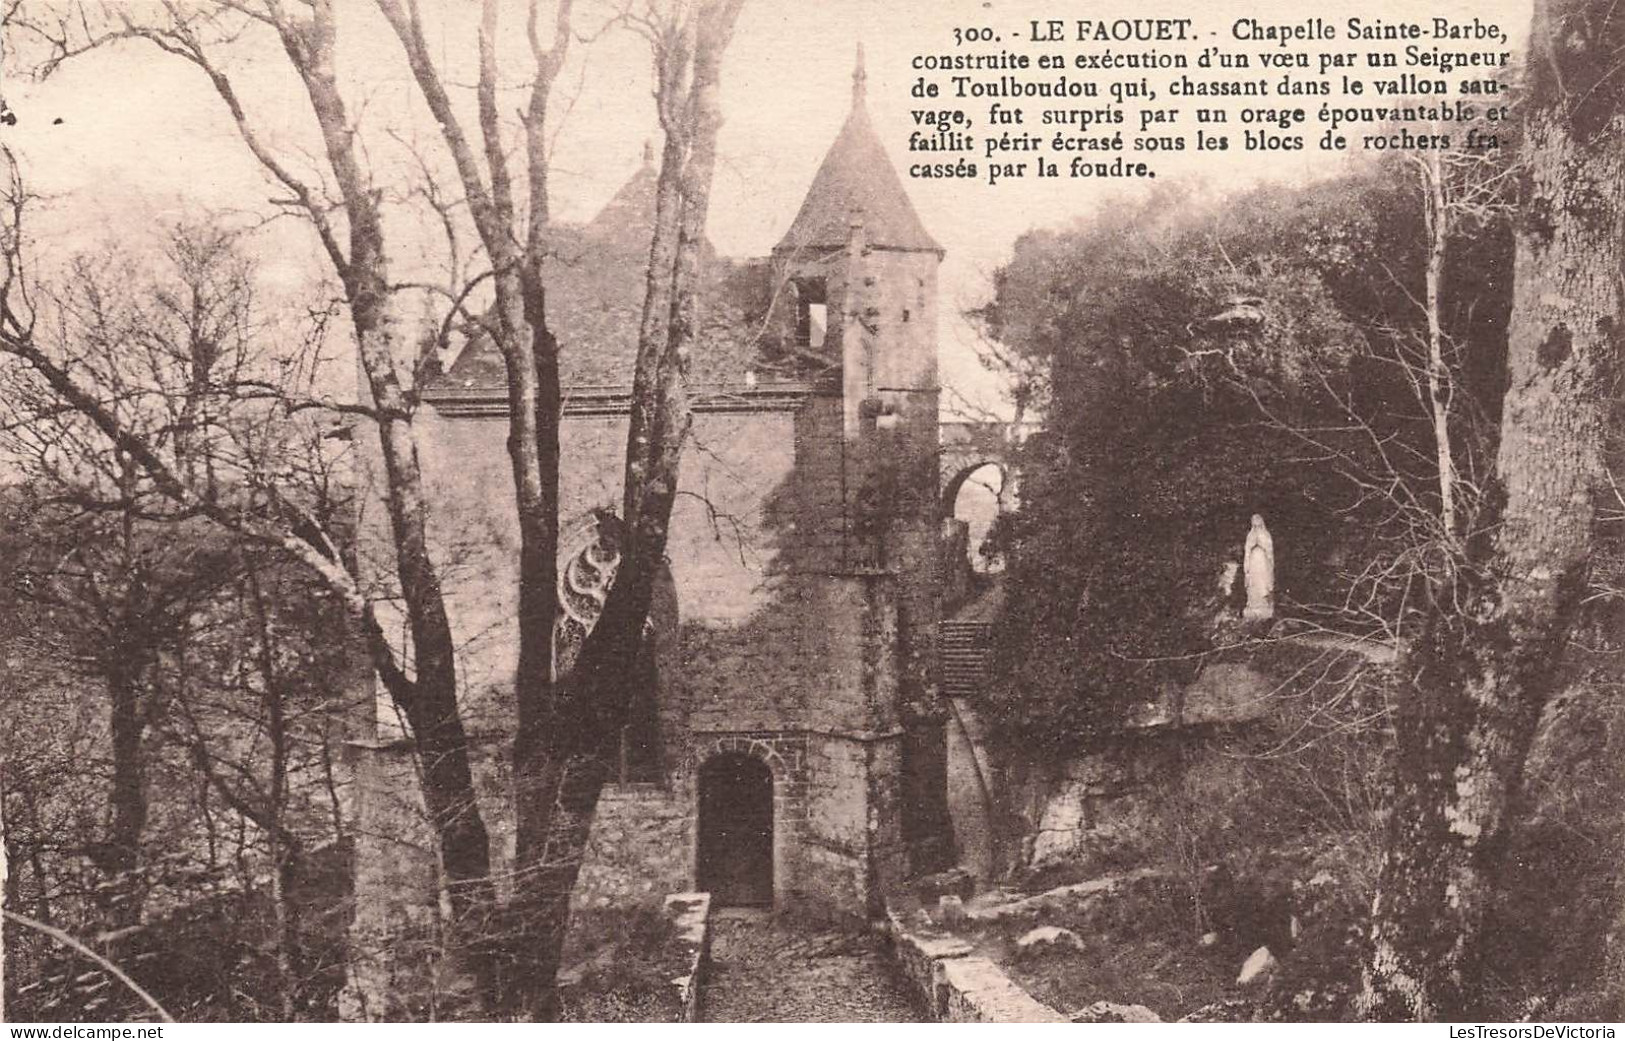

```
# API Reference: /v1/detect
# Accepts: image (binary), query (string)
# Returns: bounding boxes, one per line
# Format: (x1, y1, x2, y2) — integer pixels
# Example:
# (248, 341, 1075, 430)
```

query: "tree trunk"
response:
(497, 750, 612, 1021)
(370, 0, 575, 1014)
(100, 657, 147, 926)
(288, 6, 498, 973)
(248, 571, 299, 1021)
(290, 20, 498, 1001)
(96, 460, 152, 925)
(1419, 150, 1458, 541)
(1361, 0, 1625, 1019)
(102, 656, 148, 883)
(347, 294, 495, 924)
(496, 2, 745, 1019)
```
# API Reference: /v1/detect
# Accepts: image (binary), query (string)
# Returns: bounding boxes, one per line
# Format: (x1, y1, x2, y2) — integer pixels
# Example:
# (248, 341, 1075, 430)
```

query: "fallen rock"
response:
(1016, 925, 1085, 955)
(1199, 931, 1219, 948)
(1071, 1000, 1161, 1023)
(1237, 945, 1278, 986)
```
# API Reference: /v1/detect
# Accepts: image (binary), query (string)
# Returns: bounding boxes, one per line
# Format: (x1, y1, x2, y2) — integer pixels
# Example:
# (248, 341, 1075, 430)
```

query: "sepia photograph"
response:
(0, 0, 1620, 1026)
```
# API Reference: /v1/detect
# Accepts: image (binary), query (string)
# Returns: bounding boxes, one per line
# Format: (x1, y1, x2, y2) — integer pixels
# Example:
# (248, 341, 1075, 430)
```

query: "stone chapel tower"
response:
(769, 46, 956, 880)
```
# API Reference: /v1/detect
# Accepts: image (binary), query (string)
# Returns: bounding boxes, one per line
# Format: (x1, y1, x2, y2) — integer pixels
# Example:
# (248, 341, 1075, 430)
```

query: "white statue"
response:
(1243, 513, 1275, 621)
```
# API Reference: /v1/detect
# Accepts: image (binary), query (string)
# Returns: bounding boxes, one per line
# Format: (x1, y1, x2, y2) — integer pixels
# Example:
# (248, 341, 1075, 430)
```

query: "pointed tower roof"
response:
(773, 45, 942, 256)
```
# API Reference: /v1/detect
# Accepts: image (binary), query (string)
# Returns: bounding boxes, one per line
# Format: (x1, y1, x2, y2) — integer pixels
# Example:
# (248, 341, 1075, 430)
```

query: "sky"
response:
(1, 0, 1534, 415)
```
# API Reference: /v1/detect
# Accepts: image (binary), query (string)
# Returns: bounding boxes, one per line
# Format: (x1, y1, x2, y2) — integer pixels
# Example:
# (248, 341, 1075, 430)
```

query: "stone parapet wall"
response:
(663, 893, 712, 1022)
(882, 906, 1064, 1022)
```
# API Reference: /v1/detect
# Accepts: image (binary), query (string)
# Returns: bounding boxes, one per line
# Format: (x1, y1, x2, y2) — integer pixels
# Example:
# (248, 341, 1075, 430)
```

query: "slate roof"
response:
(437, 153, 768, 390)
(772, 54, 941, 256)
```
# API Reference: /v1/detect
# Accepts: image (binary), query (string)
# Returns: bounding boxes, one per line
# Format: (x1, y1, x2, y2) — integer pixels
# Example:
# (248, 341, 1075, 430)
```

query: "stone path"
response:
(700, 910, 924, 1022)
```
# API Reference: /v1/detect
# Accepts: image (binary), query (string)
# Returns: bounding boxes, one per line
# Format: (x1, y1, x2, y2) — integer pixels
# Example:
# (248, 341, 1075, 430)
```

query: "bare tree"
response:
(145, 551, 356, 1019)
(6, 0, 748, 1017)
(0, 218, 367, 1014)
(1395, 131, 1516, 546)
(501, 0, 745, 1016)
(0, 228, 288, 926)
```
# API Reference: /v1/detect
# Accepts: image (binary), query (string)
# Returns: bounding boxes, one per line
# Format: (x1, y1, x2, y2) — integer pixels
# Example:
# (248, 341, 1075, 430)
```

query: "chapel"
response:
(345, 51, 961, 972)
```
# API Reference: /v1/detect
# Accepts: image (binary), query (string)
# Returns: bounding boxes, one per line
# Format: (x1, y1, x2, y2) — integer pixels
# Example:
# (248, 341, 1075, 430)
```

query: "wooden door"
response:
(697, 753, 774, 907)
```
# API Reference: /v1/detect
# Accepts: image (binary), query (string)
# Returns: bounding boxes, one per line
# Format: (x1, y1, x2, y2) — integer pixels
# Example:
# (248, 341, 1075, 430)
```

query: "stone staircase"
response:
(938, 620, 994, 700)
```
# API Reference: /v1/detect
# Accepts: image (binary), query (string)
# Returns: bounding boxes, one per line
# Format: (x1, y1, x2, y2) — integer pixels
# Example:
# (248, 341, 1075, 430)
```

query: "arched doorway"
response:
(697, 753, 774, 907)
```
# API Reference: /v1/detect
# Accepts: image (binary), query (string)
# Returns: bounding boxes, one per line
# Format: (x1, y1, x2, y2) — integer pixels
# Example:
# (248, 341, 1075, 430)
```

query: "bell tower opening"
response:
(795, 278, 829, 349)
(697, 753, 774, 907)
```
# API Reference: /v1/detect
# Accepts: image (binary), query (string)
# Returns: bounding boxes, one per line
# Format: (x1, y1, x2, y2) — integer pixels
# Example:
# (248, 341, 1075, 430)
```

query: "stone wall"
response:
(571, 784, 692, 912)
(945, 697, 998, 884)
(381, 405, 808, 743)
(561, 724, 907, 920)
(386, 393, 933, 748)
(1013, 733, 1259, 874)
(664, 893, 712, 1022)
(883, 906, 1064, 1023)
(798, 731, 896, 914)
(340, 740, 461, 1022)
(987, 664, 1278, 875)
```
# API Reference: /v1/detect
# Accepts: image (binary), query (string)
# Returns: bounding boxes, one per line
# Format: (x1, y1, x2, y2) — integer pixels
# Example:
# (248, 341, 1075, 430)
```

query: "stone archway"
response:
(941, 459, 1008, 516)
(697, 752, 775, 907)
(942, 461, 1010, 571)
